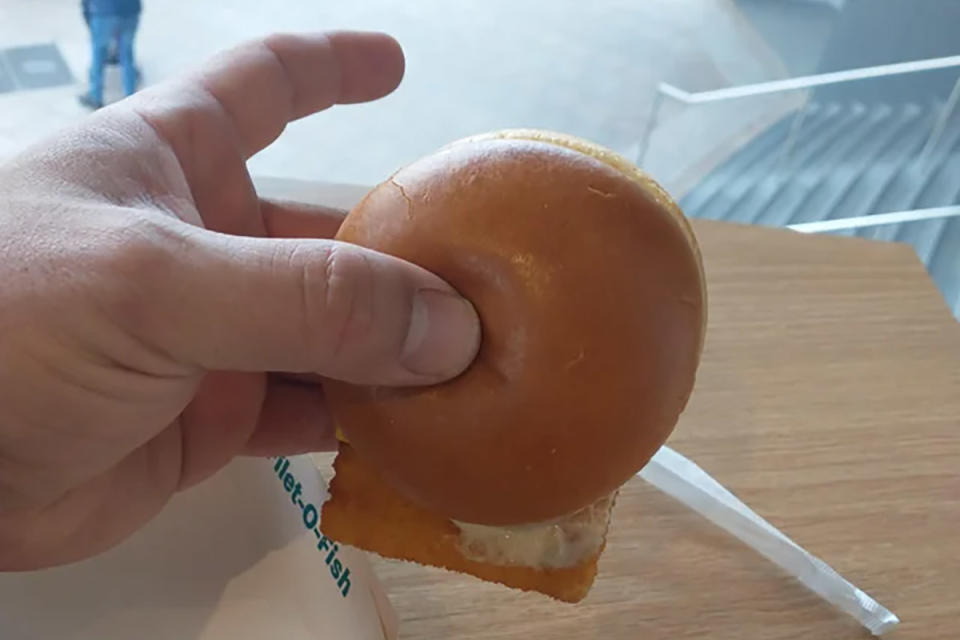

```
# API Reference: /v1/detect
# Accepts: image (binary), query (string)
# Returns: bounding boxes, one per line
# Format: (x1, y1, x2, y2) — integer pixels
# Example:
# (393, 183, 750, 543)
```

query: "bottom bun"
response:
(321, 444, 608, 603)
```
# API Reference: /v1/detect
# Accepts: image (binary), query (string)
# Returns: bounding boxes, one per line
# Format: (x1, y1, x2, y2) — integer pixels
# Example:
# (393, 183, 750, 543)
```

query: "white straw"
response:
(637, 446, 899, 636)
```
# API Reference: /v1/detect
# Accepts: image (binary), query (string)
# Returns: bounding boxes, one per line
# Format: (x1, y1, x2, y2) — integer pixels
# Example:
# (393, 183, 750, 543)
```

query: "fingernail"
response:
(403, 289, 481, 378)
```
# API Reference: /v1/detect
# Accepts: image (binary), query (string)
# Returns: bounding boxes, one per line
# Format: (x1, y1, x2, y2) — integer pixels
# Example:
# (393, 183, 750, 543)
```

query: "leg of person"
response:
(108, 39, 120, 66)
(81, 15, 113, 108)
(117, 15, 140, 96)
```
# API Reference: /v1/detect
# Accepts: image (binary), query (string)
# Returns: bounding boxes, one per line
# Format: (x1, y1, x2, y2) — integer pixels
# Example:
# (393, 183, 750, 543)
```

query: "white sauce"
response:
(453, 494, 615, 569)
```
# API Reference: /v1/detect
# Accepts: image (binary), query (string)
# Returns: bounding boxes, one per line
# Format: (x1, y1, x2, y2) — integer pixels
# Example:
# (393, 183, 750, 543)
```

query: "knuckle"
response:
(315, 244, 377, 362)
(94, 218, 188, 330)
(261, 32, 297, 53)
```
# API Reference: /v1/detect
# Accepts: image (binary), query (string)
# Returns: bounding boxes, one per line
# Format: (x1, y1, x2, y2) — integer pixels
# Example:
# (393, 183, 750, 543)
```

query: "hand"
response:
(0, 32, 480, 570)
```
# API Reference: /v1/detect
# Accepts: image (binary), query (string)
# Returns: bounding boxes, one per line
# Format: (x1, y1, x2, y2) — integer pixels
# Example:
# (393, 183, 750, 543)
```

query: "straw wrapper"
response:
(638, 446, 899, 636)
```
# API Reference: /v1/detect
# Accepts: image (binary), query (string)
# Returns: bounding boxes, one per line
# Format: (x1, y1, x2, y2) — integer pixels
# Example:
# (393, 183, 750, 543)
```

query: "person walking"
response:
(82, 0, 119, 65)
(78, 0, 142, 109)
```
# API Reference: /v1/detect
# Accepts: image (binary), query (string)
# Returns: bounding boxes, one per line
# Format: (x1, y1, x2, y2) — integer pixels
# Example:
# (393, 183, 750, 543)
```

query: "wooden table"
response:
(260, 178, 960, 639)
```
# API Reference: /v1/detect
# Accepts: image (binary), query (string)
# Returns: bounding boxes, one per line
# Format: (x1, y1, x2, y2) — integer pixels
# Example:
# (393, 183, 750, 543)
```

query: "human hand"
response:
(0, 32, 480, 570)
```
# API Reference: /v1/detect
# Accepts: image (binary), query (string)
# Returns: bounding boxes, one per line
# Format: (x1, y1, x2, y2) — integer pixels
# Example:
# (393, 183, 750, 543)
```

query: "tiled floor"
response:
(0, 0, 789, 188)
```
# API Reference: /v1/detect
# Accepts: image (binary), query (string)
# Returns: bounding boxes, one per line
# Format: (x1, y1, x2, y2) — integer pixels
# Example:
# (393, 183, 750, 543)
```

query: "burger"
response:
(320, 130, 706, 602)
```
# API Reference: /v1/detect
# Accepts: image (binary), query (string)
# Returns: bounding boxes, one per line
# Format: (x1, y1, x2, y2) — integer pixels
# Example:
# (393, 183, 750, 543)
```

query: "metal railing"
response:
(787, 205, 960, 233)
(638, 54, 960, 167)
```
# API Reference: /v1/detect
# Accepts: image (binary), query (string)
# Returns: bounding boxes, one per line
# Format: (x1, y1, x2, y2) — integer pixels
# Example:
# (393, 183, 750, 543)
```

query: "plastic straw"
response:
(637, 446, 899, 636)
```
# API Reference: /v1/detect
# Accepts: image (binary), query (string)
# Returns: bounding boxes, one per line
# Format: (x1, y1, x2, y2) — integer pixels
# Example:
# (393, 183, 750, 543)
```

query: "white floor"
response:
(0, 0, 790, 189)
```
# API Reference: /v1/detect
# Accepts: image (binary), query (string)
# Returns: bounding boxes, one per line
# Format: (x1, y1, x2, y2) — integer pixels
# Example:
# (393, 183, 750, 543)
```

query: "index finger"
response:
(259, 197, 346, 238)
(132, 31, 404, 159)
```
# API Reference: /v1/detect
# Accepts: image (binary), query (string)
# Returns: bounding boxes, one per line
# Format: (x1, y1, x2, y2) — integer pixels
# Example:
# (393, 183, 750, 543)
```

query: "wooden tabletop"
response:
(259, 178, 960, 639)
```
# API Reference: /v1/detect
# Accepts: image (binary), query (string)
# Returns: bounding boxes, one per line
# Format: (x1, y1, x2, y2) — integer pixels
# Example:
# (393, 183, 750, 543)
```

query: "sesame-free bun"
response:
(326, 130, 706, 526)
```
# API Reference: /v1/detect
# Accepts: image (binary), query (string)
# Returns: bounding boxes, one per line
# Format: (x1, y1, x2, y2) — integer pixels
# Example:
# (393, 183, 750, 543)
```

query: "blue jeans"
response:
(88, 14, 139, 103)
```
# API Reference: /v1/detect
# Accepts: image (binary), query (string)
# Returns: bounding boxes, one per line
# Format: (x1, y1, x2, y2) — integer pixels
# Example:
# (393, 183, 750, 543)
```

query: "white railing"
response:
(658, 55, 960, 104)
(787, 205, 960, 233)
(638, 55, 960, 166)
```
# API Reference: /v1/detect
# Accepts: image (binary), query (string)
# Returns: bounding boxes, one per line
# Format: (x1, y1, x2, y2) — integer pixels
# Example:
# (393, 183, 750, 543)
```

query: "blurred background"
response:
(1, 0, 958, 316)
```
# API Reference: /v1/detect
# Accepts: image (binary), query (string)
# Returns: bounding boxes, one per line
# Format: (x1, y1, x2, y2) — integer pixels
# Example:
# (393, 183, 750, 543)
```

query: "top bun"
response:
(326, 130, 706, 526)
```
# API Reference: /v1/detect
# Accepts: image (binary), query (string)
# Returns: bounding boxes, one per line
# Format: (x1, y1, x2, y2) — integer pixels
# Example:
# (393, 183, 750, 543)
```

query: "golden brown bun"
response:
(327, 130, 706, 526)
(322, 443, 602, 603)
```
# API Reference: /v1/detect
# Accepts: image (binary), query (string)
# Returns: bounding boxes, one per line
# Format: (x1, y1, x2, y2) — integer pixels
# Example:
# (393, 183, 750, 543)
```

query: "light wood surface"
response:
(377, 221, 959, 639)
(268, 179, 960, 639)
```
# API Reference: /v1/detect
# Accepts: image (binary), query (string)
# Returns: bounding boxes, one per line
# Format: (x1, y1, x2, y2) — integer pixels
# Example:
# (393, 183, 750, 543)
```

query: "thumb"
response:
(143, 228, 481, 385)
